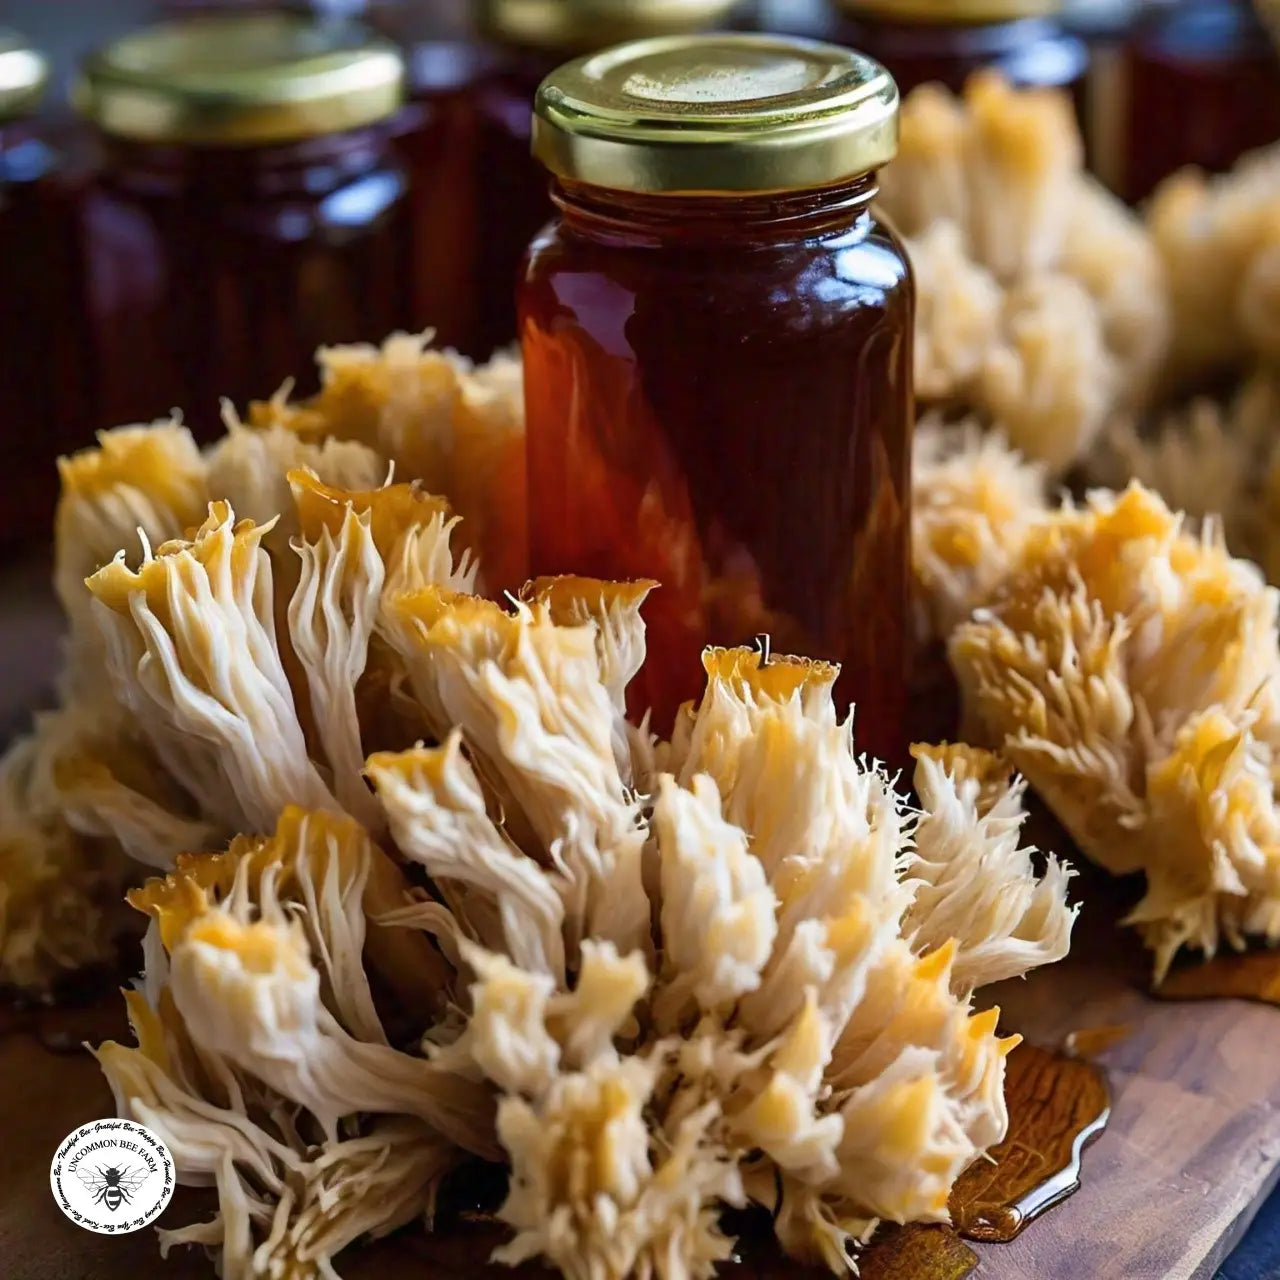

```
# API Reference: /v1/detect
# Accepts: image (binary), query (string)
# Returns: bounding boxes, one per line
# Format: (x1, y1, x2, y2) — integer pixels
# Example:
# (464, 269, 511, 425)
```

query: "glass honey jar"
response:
(73, 13, 411, 442)
(521, 34, 916, 766)
(0, 31, 89, 546)
(465, 0, 740, 359)
(1120, 0, 1280, 201)
(828, 0, 1089, 96)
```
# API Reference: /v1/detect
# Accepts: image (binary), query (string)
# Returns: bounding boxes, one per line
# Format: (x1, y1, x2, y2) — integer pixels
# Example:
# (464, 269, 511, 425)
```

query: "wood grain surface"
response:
(2, 567, 1279, 1280)
(980, 861, 1280, 1280)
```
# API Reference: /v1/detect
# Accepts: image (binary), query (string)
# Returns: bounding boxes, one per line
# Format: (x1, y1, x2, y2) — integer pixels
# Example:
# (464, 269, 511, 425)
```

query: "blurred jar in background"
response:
(393, 40, 496, 355)
(368, 1, 497, 355)
(74, 12, 411, 442)
(1121, 0, 1280, 201)
(465, 0, 740, 359)
(159, 0, 369, 11)
(367, 0, 469, 38)
(755, 0, 836, 34)
(826, 0, 1089, 96)
(0, 31, 88, 546)
(1059, 0, 1137, 193)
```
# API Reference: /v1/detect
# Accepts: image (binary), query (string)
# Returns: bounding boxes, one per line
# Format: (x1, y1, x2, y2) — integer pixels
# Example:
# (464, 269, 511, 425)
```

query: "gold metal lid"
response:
(0, 29, 50, 123)
(480, 0, 740, 53)
(836, 0, 1060, 22)
(73, 13, 405, 146)
(533, 34, 899, 194)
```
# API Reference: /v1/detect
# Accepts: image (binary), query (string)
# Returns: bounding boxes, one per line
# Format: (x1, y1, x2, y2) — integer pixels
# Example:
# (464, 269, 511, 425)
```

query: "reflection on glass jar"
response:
(73, 13, 412, 441)
(521, 35, 915, 766)
(1122, 0, 1280, 202)
(0, 30, 88, 545)
(828, 0, 1089, 97)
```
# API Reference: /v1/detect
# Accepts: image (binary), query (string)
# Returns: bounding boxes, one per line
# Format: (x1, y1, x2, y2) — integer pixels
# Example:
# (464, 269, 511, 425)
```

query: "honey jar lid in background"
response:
(533, 33, 899, 193)
(0, 30, 50, 123)
(834, 0, 1062, 23)
(72, 12, 405, 146)
(480, 0, 743, 53)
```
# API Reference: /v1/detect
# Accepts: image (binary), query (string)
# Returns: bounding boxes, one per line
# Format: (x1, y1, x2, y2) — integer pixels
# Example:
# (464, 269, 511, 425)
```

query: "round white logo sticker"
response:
(50, 1118, 175, 1234)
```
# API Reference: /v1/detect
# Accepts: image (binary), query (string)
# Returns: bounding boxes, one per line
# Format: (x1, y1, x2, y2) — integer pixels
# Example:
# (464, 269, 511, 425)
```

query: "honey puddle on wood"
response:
(1154, 950, 1280, 1005)
(949, 1043, 1110, 1244)
(832, 1039, 1114, 1270)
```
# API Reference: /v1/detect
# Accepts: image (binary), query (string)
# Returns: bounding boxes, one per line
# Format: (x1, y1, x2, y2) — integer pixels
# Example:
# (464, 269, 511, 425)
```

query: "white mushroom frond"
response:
(1146, 142, 1280, 385)
(87, 501, 338, 832)
(907, 744, 1077, 992)
(950, 482, 1280, 975)
(912, 419, 1049, 641)
(883, 72, 1169, 475)
(55, 421, 210, 694)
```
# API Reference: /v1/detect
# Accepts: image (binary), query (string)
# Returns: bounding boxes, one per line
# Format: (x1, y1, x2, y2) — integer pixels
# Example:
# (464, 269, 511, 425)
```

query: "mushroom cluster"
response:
(948, 482, 1280, 977)
(879, 72, 1170, 477)
(0, 337, 1075, 1278)
(98, 612, 1075, 1278)
(1083, 144, 1280, 588)
(1, 334, 522, 992)
(1147, 142, 1280, 390)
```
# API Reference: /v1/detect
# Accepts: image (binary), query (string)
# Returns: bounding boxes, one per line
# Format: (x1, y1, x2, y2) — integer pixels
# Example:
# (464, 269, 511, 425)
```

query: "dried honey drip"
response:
(1153, 951, 1280, 1005)
(341, 1215, 979, 1280)
(715, 1211, 977, 1280)
(949, 1043, 1110, 1243)
(1063, 1024, 1132, 1060)
(855, 1226, 978, 1280)
(413, 1179, 982, 1280)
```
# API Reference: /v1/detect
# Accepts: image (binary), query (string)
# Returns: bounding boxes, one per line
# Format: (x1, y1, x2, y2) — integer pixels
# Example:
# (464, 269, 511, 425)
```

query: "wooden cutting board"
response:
(3, 567, 1279, 1280)
(979, 864, 1280, 1280)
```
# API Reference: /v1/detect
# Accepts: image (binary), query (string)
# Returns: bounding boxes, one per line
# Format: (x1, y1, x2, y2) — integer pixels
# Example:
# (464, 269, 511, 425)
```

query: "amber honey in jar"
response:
(466, 0, 740, 359)
(0, 31, 88, 545)
(73, 13, 411, 442)
(1121, 0, 1280, 201)
(828, 0, 1089, 95)
(521, 34, 916, 765)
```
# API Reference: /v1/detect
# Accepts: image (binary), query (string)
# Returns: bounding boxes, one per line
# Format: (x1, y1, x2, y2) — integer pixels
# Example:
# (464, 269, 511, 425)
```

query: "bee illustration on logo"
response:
(76, 1163, 150, 1212)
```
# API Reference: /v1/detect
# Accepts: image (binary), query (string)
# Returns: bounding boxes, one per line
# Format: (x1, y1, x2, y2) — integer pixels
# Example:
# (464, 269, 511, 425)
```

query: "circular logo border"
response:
(50, 1118, 175, 1235)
